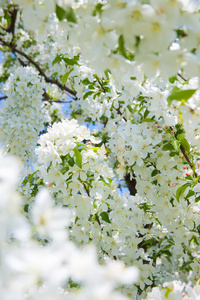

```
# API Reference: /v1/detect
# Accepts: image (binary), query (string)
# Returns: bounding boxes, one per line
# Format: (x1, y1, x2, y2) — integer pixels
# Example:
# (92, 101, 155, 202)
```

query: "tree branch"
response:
(0, 37, 77, 99)
(124, 173, 137, 196)
(0, 95, 7, 100)
(6, 7, 18, 35)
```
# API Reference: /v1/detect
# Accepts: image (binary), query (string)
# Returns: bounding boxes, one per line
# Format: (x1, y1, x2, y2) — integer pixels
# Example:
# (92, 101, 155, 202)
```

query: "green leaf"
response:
(60, 165, 69, 174)
(28, 170, 38, 183)
(92, 3, 104, 16)
(177, 134, 190, 153)
(169, 76, 178, 83)
(83, 91, 94, 100)
(144, 109, 150, 119)
(167, 87, 197, 107)
(52, 54, 62, 65)
(61, 72, 69, 86)
(127, 104, 133, 113)
(67, 156, 75, 167)
(56, 4, 66, 21)
(62, 57, 79, 66)
(176, 183, 191, 202)
(82, 78, 91, 85)
(24, 203, 29, 213)
(185, 189, 195, 199)
(73, 148, 82, 168)
(47, 161, 52, 173)
(140, 118, 155, 123)
(118, 35, 127, 59)
(162, 143, 175, 151)
(56, 4, 77, 23)
(100, 211, 111, 223)
(61, 69, 73, 85)
(65, 6, 77, 23)
(172, 139, 180, 154)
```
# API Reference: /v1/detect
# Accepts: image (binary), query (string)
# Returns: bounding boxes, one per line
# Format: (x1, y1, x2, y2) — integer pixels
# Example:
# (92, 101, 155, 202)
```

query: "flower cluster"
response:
(0, 156, 139, 300)
(0, 66, 45, 165)
(1, 0, 200, 299)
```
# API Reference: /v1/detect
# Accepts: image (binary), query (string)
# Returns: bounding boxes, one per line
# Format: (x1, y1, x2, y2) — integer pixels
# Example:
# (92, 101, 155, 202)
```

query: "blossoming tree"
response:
(1, 0, 200, 299)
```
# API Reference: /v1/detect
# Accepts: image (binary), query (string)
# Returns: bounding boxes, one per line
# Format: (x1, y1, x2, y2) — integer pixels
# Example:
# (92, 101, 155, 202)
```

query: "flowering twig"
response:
(170, 126, 198, 179)
(0, 90, 71, 104)
(0, 37, 77, 99)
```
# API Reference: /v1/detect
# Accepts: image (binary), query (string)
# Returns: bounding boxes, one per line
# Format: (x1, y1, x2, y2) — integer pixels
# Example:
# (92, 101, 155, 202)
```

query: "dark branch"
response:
(0, 95, 7, 100)
(124, 173, 137, 196)
(6, 7, 18, 35)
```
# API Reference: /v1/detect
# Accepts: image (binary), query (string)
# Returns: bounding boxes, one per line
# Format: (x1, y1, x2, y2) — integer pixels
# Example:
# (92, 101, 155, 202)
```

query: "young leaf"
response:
(177, 134, 190, 153)
(167, 87, 197, 107)
(162, 143, 175, 151)
(176, 183, 191, 202)
(100, 211, 111, 223)
(140, 118, 155, 123)
(28, 170, 38, 183)
(74, 148, 82, 168)
(61, 69, 73, 85)
(47, 161, 52, 173)
(52, 54, 62, 65)
(56, 4, 66, 21)
(83, 91, 94, 100)
(56, 4, 77, 23)
(62, 57, 79, 66)
(65, 6, 77, 23)
(118, 35, 127, 59)
(172, 139, 180, 154)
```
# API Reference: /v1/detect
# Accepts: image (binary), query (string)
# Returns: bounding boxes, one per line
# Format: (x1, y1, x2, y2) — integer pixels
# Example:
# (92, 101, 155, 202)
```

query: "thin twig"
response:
(83, 182, 90, 197)
(96, 77, 106, 93)
(116, 107, 127, 122)
(177, 73, 188, 82)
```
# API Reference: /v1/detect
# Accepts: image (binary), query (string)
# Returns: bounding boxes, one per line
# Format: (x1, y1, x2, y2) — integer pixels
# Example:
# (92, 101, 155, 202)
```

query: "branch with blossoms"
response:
(0, 37, 77, 99)
(0, 90, 72, 104)
(170, 126, 199, 180)
(0, 5, 77, 99)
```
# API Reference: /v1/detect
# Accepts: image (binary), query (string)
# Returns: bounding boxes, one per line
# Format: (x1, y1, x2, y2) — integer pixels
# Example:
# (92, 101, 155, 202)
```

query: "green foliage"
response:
(73, 148, 82, 168)
(167, 87, 197, 107)
(172, 139, 180, 155)
(176, 183, 192, 202)
(56, 4, 77, 23)
(52, 54, 79, 67)
(61, 69, 73, 85)
(117, 35, 135, 61)
(177, 134, 190, 153)
(100, 211, 111, 223)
